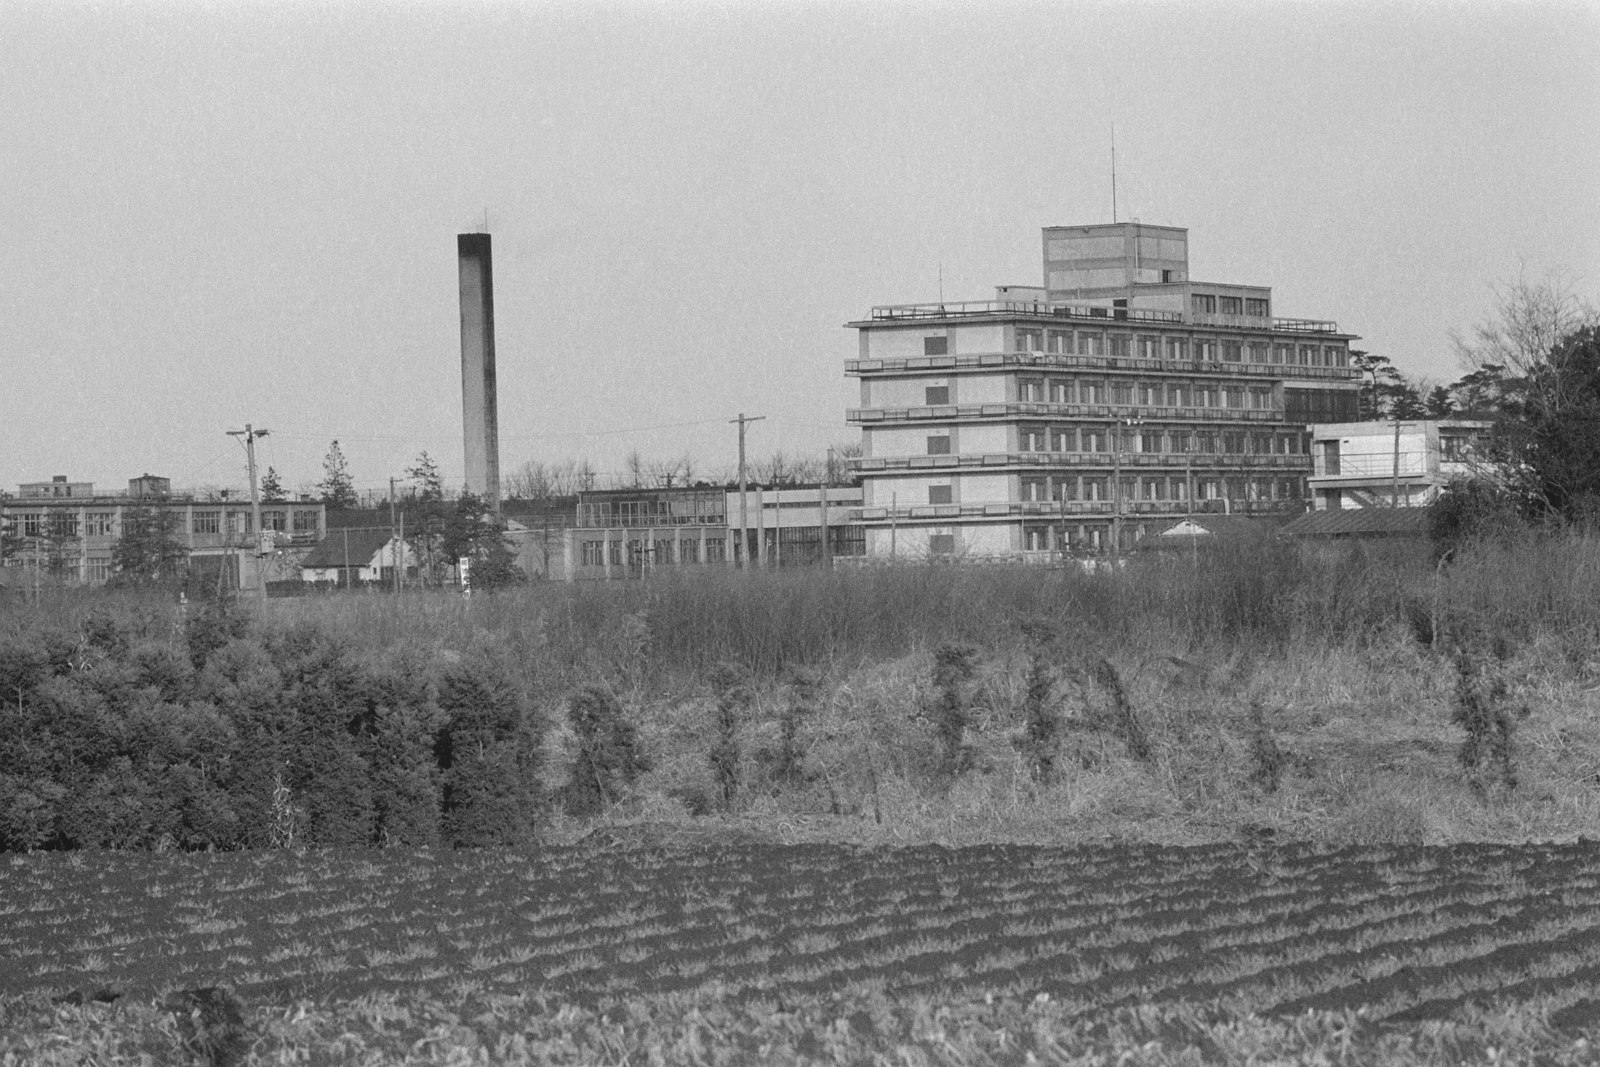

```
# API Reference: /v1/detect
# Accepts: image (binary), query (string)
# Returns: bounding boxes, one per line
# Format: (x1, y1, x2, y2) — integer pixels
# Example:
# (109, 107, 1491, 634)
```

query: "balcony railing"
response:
(846, 497, 1305, 523)
(845, 352, 1358, 382)
(847, 403, 1289, 425)
(851, 452, 1312, 472)
(867, 300, 1183, 324)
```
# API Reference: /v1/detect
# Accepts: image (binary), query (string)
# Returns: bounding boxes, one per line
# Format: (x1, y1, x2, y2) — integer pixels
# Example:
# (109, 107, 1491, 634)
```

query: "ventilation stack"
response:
(458, 232, 500, 514)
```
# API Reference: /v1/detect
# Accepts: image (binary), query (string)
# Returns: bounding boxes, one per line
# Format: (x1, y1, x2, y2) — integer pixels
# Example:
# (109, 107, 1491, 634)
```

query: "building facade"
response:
(1, 474, 327, 588)
(1306, 419, 1492, 510)
(564, 485, 863, 580)
(845, 222, 1362, 560)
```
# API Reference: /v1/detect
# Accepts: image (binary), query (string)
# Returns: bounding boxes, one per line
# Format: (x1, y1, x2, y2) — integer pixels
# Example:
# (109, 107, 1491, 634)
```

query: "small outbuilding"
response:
(298, 529, 415, 587)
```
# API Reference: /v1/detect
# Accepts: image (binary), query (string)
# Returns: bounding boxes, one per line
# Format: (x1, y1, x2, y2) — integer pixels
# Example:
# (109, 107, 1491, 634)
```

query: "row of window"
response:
(1191, 294, 1270, 317)
(581, 538, 727, 567)
(8, 509, 320, 537)
(1016, 475, 1303, 504)
(926, 429, 1305, 457)
(1012, 379, 1275, 410)
(925, 333, 1347, 367)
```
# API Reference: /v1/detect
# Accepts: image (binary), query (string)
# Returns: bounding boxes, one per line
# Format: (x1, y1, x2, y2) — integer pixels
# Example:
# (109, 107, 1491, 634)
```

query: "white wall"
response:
(865, 377, 950, 407)
(950, 325, 1004, 353)
(864, 522, 1017, 558)
(958, 424, 1010, 453)
(957, 375, 1008, 403)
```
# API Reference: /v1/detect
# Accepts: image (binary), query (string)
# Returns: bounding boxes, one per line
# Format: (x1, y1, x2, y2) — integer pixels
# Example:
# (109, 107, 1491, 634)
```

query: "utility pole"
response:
(819, 447, 833, 568)
(389, 477, 400, 592)
(730, 413, 764, 568)
(226, 424, 269, 604)
(1391, 419, 1403, 508)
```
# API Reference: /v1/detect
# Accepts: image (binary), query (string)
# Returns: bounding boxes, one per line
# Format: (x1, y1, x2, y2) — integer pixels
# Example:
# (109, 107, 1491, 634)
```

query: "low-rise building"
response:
(0, 475, 326, 589)
(1306, 419, 1492, 510)
(298, 528, 414, 587)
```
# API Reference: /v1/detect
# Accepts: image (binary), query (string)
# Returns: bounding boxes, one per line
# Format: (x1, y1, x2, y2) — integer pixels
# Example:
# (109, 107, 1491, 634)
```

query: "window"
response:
(1252, 433, 1273, 455)
(679, 539, 700, 563)
(706, 537, 724, 560)
(1050, 427, 1075, 452)
(1083, 477, 1107, 501)
(294, 510, 319, 533)
(1019, 479, 1047, 503)
(1020, 426, 1047, 452)
(925, 384, 950, 405)
(1081, 381, 1105, 404)
(1223, 432, 1246, 453)
(1015, 328, 1043, 352)
(1226, 386, 1246, 408)
(1195, 432, 1218, 454)
(1218, 296, 1242, 316)
(1248, 342, 1269, 363)
(1081, 429, 1106, 453)
(609, 541, 623, 565)
(1191, 294, 1217, 314)
(929, 484, 954, 505)
(192, 511, 220, 535)
(1047, 329, 1071, 353)
(229, 512, 252, 534)
(1142, 477, 1162, 501)
(1018, 378, 1044, 402)
(1222, 341, 1243, 362)
(1250, 388, 1273, 410)
(1110, 381, 1134, 405)
(1138, 337, 1159, 360)
(1274, 344, 1292, 365)
(1195, 385, 1217, 408)
(85, 512, 114, 536)
(926, 435, 952, 455)
(1024, 527, 1050, 551)
(1140, 431, 1163, 453)
(1298, 345, 1316, 366)
(1166, 338, 1188, 360)
(87, 559, 111, 583)
(928, 534, 955, 555)
(1196, 340, 1216, 362)
(1245, 298, 1269, 317)
(654, 539, 674, 564)
(1138, 383, 1160, 406)
(1078, 332, 1104, 356)
(1168, 384, 1188, 407)
(923, 336, 948, 356)
(262, 510, 287, 532)
(1048, 379, 1072, 403)
(582, 541, 605, 566)
(1109, 335, 1131, 357)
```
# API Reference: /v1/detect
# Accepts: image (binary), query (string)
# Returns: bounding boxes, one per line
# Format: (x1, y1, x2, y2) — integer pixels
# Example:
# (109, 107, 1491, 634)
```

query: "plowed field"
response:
(4, 842, 1599, 1029)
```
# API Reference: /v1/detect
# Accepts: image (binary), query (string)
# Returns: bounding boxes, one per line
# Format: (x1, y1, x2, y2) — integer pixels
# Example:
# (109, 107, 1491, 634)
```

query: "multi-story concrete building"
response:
(845, 222, 1362, 559)
(1306, 419, 1492, 510)
(1, 474, 326, 588)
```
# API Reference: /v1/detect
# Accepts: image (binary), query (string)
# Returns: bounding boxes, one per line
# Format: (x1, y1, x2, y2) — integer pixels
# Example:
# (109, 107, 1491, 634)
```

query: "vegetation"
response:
(316, 439, 358, 510)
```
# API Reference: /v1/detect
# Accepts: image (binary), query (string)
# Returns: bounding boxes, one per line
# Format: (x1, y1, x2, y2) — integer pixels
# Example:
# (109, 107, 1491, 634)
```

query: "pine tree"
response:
(260, 466, 285, 503)
(443, 490, 524, 591)
(317, 440, 359, 510)
(110, 505, 189, 586)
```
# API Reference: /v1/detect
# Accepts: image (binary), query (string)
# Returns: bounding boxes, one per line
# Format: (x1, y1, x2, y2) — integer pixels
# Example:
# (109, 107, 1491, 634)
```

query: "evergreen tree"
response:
(437, 657, 540, 847)
(404, 453, 449, 584)
(110, 505, 189, 586)
(260, 466, 286, 503)
(443, 490, 524, 591)
(317, 440, 359, 510)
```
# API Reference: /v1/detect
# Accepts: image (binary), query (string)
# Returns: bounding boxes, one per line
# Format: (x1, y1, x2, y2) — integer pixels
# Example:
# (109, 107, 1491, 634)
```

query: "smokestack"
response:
(458, 232, 500, 514)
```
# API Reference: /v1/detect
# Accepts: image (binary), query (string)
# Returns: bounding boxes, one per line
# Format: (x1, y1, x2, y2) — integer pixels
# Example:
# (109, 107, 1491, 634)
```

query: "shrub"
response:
(1089, 658, 1153, 762)
(1016, 621, 1061, 783)
(438, 656, 540, 847)
(772, 667, 822, 788)
(1450, 643, 1523, 795)
(1245, 699, 1285, 794)
(365, 658, 443, 847)
(707, 662, 752, 813)
(929, 643, 980, 780)
(563, 685, 649, 817)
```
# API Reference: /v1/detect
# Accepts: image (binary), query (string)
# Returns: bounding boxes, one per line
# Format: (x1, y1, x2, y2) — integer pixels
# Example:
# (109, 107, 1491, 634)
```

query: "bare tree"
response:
(1452, 270, 1598, 380)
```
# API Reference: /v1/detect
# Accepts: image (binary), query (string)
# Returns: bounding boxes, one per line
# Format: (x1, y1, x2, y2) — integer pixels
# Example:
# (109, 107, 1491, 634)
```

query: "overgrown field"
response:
(4, 842, 1600, 1063)
(4, 535, 1600, 850)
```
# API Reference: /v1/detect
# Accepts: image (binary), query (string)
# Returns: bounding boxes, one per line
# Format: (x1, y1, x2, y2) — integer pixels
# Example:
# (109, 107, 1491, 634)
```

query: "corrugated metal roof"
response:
(1278, 507, 1430, 538)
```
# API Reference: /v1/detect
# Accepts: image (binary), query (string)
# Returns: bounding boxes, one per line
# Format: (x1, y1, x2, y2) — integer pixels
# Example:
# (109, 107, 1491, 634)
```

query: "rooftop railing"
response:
(845, 352, 1359, 381)
(863, 300, 1345, 334)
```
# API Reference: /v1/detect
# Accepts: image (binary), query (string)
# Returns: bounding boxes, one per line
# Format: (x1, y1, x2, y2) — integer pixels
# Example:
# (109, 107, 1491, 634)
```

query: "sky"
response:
(4, 0, 1598, 501)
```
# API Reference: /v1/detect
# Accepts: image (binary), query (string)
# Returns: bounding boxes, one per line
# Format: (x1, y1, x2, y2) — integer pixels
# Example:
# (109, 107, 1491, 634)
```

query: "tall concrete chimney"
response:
(458, 232, 500, 514)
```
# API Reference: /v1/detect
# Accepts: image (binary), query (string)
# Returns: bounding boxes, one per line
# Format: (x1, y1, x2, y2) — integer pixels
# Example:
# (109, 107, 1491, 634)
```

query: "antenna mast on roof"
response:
(1111, 122, 1118, 224)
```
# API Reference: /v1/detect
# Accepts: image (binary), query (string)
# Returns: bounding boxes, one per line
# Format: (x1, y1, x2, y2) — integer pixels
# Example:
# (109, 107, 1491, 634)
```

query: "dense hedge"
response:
(0, 603, 546, 851)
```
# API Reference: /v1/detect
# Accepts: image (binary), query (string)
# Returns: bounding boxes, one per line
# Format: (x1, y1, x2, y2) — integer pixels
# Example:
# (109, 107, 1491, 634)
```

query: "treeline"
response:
(0, 605, 554, 851)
